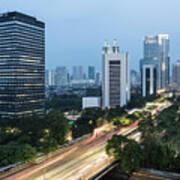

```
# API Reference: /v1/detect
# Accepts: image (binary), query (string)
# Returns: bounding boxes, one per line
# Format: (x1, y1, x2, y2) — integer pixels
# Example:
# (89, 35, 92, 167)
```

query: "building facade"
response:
(0, 12, 45, 117)
(102, 40, 130, 108)
(173, 60, 180, 86)
(55, 66, 68, 87)
(82, 97, 101, 109)
(140, 34, 170, 96)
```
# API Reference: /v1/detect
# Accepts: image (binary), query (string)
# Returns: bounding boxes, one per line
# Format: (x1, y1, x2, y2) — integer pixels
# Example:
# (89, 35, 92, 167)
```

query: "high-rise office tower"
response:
(173, 60, 180, 86)
(88, 66, 95, 80)
(141, 64, 157, 97)
(72, 66, 84, 80)
(45, 69, 55, 87)
(0, 12, 45, 117)
(55, 66, 68, 86)
(140, 34, 170, 96)
(102, 40, 130, 108)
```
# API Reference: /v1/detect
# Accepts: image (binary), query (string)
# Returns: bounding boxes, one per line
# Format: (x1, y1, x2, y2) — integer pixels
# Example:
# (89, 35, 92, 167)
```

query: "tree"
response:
(138, 116, 155, 140)
(172, 154, 180, 173)
(113, 117, 132, 127)
(106, 106, 126, 121)
(106, 135, 131, 160)
(46, 94, 82, 112)
(72, 107, 105, 138)
(72, 117, 94, 138)
(106, 135, 142, 173)
(105, 134, 179, 173)
(121, 141, 142, 173)
(142, 140, 176, 170)
(17, 115, 45, 147)
(0, 142, 37, 166)
(45, 110, 69, 145)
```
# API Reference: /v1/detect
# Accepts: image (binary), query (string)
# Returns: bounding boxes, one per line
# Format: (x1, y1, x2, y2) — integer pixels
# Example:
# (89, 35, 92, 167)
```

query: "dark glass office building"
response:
(0, 12, 45, 117)
(88, 66, 95, 80)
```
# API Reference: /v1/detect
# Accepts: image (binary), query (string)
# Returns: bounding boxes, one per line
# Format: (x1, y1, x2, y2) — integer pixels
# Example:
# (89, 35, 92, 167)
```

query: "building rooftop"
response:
(0, 11, 44, 28)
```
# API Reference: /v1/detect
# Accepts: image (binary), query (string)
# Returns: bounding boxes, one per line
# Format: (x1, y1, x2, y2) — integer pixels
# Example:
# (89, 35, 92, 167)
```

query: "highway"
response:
(4, 100, 170, 180)
(4, 127, 135, 180)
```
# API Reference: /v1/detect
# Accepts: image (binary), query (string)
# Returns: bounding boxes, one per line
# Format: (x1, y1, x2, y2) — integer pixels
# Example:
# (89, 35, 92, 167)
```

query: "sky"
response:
(0, 0, 180, 72)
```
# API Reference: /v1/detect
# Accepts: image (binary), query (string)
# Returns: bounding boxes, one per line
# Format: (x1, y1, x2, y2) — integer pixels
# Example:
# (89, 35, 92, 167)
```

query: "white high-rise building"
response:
(102, 40, 130, 108)
(45, 69, 55, 87)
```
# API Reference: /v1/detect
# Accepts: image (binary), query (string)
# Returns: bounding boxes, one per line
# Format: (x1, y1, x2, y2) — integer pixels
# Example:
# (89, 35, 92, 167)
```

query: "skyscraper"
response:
(88, 66, 95, 80)
(102, 40, 130, 108)
(55, 66, 68, 87)
(140, 34, 170, 96)
(0, 12, 45, 117)
(173, 61, 180, 86)
(72, 66, 84, 80)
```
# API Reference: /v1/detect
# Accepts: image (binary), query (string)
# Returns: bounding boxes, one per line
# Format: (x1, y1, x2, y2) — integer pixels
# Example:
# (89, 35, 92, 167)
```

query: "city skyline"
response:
(0, 1, 180, 180)
(1, 0, 180, 71)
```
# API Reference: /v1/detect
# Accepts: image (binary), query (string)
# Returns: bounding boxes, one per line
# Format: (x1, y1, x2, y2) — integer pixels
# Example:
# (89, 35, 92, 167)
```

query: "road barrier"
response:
(88, 161, 118, 180)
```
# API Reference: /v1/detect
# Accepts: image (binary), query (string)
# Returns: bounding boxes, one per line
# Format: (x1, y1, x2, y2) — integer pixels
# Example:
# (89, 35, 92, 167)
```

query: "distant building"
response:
(173, 60, 180, 86)
(131, 70, 140, 88)
(55, 66, 68, 87)
(82, 97, 101, 109)
(45, 69, 55, 86)
(67, 72, 71, 85)
(102, 40, 130, 108)
(83, 73, 87, 80)
(140, 34, 170, 96)
(95, 72, 101, 86)
(72, 66, 85, 86)
(0, 11, 45, 117)
(72, 66, 84, 80)
(88, 66, 95, 80)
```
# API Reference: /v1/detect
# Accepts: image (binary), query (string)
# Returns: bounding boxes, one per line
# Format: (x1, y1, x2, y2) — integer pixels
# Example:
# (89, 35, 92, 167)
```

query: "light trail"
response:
(4, 125, 138, 180)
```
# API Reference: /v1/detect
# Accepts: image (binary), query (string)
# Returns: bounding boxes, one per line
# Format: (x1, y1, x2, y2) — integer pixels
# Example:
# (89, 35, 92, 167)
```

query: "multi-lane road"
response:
(4, 126, 136, 180)
(4, 100, 170, 180)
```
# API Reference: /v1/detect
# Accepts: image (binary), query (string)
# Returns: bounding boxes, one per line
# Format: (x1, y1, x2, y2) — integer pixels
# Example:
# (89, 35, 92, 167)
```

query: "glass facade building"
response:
(88, 66, 95, 80)
(0, 12, 45, 117)
(140, 34, 170, 96)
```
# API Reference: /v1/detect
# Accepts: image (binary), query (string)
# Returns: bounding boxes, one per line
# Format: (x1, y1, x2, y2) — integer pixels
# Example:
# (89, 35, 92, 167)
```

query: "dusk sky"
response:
(1, 0, 180, 72)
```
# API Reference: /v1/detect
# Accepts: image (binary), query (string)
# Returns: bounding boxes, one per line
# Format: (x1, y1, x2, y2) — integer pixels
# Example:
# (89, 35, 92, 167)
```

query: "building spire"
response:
(112, 39, 119, 54)
(103, 40, 111, 54)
